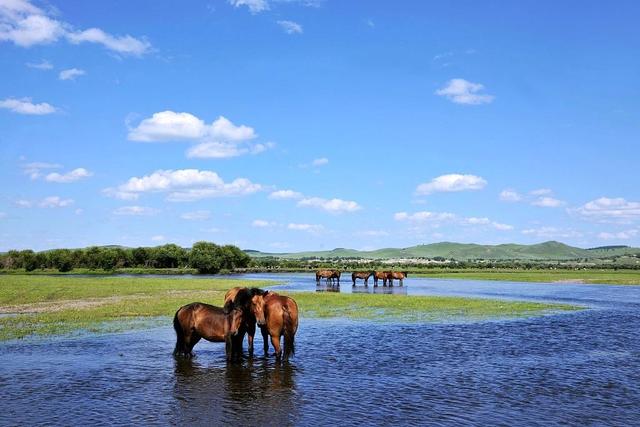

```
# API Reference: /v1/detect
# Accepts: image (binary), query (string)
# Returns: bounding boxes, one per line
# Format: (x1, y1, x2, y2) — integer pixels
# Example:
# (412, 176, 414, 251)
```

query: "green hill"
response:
(245, 241, 640, 261)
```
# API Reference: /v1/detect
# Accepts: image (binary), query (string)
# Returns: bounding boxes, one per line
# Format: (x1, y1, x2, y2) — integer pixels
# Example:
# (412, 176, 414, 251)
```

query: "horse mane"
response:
(225, 287, 266, 313)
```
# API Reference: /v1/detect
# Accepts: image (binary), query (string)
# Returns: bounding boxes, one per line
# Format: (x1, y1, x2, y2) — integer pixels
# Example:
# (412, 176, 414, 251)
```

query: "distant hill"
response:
(245, 241, 640, 261)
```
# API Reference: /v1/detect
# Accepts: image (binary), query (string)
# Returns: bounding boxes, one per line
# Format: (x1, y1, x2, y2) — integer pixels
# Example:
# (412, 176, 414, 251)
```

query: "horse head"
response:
(226, 307, 244, 337)
(251, 292, 268, 326)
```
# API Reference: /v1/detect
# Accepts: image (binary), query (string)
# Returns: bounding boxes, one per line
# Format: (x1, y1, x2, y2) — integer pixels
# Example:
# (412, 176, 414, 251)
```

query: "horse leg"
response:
(400, 278, 403, 286)
(186, 334, 201, 359)
(260, 325, 270, 355)
(389, 278, 393, 287)
(271, 334, 282, 361)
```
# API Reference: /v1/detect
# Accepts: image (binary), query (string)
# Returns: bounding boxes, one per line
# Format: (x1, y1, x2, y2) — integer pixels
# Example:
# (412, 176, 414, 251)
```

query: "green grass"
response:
(416, 269, 640, 285)
(0, 275, 581, 341)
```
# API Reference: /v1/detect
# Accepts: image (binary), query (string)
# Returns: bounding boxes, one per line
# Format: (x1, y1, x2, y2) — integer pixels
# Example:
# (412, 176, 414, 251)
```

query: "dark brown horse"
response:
(352, 271, 374, 286)
(250, 291, 299, 361)
(173, 302, 244, 361)
(373, 271, 392, 287)
(223, 287, 268, 355)
(316, 269, 341, 285)
(388, 271, 408, 286)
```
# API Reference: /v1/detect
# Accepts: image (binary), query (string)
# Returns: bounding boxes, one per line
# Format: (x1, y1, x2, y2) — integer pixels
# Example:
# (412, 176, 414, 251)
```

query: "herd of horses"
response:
(173, 287, 298, 362)
(316, 270, 409, 287)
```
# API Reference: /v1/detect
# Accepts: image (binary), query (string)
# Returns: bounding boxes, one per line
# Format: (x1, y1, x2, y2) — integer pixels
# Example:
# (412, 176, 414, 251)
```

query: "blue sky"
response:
(1, 0, 639, 251)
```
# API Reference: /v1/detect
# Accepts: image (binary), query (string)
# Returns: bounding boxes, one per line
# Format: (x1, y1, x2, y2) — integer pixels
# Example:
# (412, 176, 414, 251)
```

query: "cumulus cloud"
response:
(113, 206, 159, 216)
(269, 189, 303, 200)
(252, 219, 277, 228)
(521, 227, 583, 239)
(128, 111, 270, 159)
(180, 210, 211, 221)
(103, 169, 262, 202)
(151, 235, 166, 242)
(0, 0, 151, 55)
(597, 229, 639, 240)
(416, 174, 487, 195)
(395, 211, 512, 231)
(499, 189, 522, 202)
(311, 157, 328, 166)
(531, 196, 565, 208)
(297, 197, 361, 214)
(0, 97, 56, 115)
(287, 223, 324, 233)
(58, 68, 85, 81)
(228, 0, 269, 13)
(530, 188, 552, 196)
(355, 230, 389, 237)
(45, 168, 92, 183)
(277, 20, 303, 34)
(435, 78, 494, 105)
(21, 161, 61, 179)
(14, 196, 74, 208)
(26, 59, 52, 69)
(573, 197, 640, 223)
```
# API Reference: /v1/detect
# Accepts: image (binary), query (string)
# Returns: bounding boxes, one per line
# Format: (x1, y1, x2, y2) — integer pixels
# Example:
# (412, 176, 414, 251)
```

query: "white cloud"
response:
(287, 223, 323, 233)
(435, 78, 494, 105)
(15, 196, 74, 208)
(180, 210, 211, 221)
(269, 189, 303, 200)
(395, 211, 512, 231)
(297, 197, 361, 214)
(531, 196, 565, 208)
(45, 168, 92, 183)
(416, 174, 487, 195)
(573, 197, 640, 223)
(521, 226, 583, 239)
(0, 97, 56, 115)
(58, 68, 85, 81)
(128, 111, 268, 159)
(597, 230, 638, 240)
(228, 0, 269, 13)
(74, 208, 83, 215)
(103, 169, 262, 202)
(530, 188, 552, 196)
(113, 206, 159, 216)
(252, 219, 277, 228)
(355, 229, 389, 237)
(394, 211, 456, 223)
(22, 161, 61, 179)
(151, 235, 166, 242)
(26, 59, 52, 69)
(277, 20, 303, 34)
(0, 0, 151, 55)
(499, 189, 522, 202)
(0, 211, 6, 219)
(38, 196, 74, 208)
(311, 157, 328, 166)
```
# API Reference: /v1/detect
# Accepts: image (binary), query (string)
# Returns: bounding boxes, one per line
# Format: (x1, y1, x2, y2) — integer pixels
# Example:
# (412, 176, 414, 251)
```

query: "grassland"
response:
(0, 275, 581, 341)
(417, 269, 640, 285)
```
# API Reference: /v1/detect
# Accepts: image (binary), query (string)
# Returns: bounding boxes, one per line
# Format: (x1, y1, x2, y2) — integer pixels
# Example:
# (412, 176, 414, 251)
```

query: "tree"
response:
(189, 241, 222, 274)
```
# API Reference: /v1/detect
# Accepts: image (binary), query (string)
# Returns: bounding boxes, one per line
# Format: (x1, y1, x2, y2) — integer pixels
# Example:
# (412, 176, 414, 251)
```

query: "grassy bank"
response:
(415, 269, 640, 285)
(0, 275, 581, 341)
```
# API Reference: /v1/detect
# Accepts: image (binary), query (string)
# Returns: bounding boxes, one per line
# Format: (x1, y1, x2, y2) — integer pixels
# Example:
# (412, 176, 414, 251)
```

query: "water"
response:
(2, 274, 640, 426)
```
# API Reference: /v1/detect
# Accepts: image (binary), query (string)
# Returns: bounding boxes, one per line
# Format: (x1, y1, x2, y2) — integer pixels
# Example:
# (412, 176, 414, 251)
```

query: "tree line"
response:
(0, 242, 250, 274)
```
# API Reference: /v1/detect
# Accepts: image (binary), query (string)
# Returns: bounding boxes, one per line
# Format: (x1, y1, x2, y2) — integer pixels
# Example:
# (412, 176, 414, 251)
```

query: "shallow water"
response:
(2, 274, 640, 425)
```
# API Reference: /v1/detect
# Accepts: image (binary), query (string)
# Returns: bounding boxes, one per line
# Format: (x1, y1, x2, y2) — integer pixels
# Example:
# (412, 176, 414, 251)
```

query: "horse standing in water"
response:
(173, 302, 244, 361)
(250, 291, 299, 361)
(316, 269, 341, 285)
(373, 271, 392, 287)
(388, 271, 408, 286)
(352, 271, 374, 286)
(223, 287, 268, 356)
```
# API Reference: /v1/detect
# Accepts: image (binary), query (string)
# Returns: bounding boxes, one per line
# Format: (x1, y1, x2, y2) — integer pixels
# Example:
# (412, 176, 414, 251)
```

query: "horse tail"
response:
(283, 305, 296, 359)
(173, 308, 184, 356)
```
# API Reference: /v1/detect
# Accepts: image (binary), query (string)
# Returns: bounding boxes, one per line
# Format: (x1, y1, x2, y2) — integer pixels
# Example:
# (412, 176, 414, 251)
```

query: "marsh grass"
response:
(0, 275, 581, 341)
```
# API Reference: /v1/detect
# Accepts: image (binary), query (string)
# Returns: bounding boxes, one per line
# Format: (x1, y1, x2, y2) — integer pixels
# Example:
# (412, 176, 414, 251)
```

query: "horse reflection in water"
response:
(172, 358, 297, 425)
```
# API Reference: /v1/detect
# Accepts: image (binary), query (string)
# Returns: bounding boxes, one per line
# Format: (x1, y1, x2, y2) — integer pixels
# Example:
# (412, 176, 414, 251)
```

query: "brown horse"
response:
(352, 271, 374, 286)
(388, 271, 408, 286)
(250, 291, 299, 361)
(223, 287, 268, 355)
(316, 269, 341, 285)
(373, 271, 392, 287)
(173, 302, 244, 361)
